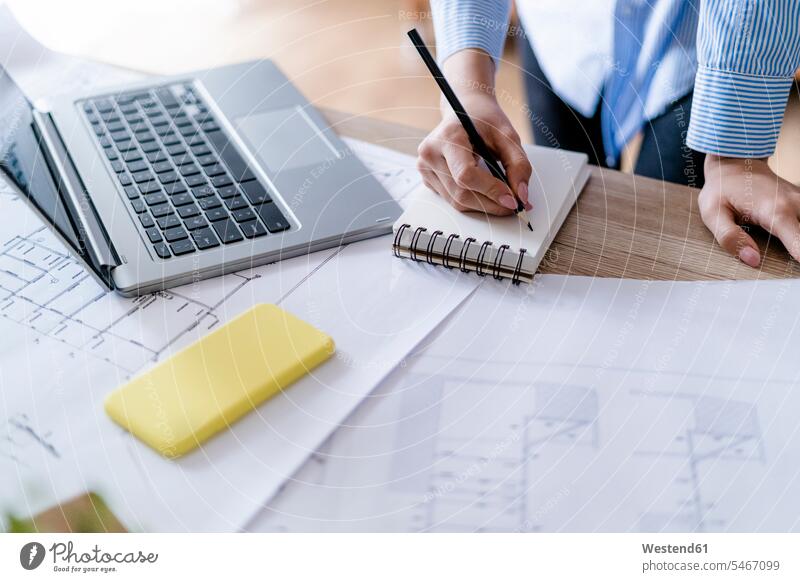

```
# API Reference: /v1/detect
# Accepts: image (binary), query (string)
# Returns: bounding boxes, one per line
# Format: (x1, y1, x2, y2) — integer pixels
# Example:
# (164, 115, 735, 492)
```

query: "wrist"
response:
(703, 154, 771, 172)
(440, 49, 497, 108)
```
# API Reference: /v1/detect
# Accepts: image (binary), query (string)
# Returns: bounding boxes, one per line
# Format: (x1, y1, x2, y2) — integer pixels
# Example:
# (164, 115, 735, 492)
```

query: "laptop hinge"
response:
(31, 110, 119, 289)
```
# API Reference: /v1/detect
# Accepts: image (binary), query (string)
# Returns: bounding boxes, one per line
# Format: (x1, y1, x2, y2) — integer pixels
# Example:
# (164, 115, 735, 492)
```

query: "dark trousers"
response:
(518, 37, 705, 188)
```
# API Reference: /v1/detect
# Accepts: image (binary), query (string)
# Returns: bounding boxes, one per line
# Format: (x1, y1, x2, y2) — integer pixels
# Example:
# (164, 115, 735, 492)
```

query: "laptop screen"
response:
(0, 65, 103, 281)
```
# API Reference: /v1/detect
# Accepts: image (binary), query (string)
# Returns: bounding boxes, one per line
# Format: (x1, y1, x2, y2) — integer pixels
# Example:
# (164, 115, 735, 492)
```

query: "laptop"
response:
(0, 60, 401, 296)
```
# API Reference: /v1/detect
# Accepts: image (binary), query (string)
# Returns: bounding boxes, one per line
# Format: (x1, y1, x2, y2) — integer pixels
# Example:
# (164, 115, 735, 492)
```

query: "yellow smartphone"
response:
(105, 304, 334, 458)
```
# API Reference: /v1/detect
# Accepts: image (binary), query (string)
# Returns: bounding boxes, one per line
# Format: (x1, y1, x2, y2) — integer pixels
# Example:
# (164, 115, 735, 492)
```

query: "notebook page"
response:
(395, 145, 589, 275)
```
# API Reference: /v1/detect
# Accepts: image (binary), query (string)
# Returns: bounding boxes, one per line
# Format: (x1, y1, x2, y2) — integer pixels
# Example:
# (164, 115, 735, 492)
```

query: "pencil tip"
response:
(527, 222, 533, 231)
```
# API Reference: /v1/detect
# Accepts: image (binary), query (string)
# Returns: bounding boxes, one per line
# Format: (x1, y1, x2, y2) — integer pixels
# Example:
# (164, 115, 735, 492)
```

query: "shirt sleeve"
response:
(430, 0, 511, 66)
(687, 1, 800, 158)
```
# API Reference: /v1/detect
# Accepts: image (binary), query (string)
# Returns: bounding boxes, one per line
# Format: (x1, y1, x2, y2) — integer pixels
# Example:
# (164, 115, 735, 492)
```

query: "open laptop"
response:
(0, 60, 401, 296)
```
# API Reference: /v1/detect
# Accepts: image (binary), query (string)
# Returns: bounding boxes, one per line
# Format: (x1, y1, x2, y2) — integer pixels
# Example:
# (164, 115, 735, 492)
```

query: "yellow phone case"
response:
(105, 304, 335, 458)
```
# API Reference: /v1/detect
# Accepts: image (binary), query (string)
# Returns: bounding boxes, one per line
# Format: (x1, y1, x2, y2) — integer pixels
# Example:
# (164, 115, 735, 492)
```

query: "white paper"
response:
(0, 184, 336, 525)
(0, 168, 476, 532)
(106, 239, 477, 531)
(249, 276, 800, 532)
(0, 7, 473, 529)
(342, 137, 422, 206)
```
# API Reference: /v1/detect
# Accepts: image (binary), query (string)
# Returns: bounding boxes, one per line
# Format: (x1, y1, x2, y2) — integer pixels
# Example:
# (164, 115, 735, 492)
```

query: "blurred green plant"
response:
(3, 493, 125, 533)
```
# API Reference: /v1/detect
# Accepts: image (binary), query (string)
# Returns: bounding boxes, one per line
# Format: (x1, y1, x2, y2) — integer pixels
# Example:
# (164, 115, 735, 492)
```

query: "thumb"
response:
(703, 203, 761, 267)
(493, 134, 533, 210)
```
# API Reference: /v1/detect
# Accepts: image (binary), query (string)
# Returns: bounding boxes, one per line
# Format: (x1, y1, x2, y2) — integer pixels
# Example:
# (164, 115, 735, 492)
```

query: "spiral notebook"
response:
(392, 144, 590, 284)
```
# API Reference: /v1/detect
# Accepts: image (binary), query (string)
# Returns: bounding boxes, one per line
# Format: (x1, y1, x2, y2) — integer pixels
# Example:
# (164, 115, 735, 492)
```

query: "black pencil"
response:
(407, 28, 532, 231)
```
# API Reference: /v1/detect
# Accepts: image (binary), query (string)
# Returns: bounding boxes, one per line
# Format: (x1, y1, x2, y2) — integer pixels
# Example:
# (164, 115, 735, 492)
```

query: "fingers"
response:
(701, 201, 761, 268)
(418, 119, 518, 216)
(418, 166, 445, 199)
(440, 140, 518, 211)
(766, 213, 800, 263)
(436, 171, 515, 215)
(737, 184, 800, 263)
(489, 130, 533, 210)
(418, 148, 512, 215)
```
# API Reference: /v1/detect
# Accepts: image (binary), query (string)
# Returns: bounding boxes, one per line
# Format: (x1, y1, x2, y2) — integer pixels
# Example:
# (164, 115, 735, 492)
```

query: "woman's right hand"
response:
(416, 50, 532, 216)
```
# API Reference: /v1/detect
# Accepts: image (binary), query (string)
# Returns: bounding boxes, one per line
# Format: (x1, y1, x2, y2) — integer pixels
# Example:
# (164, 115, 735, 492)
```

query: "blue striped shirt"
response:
(431, 0, 800, 162)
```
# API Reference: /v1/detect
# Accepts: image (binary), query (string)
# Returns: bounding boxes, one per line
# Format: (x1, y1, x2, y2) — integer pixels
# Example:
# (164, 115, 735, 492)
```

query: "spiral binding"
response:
(493, 244, 510, 280)
(393, 224, 528, 283)
(410, 227, 427, 262)
(511, 248, 527, 285)
(425, 230, 444, 265)
(393, 223, 410, 258)
(458, 237, 477, 272)
(442, 234, 460, 269)
(475, 241, 493, 277)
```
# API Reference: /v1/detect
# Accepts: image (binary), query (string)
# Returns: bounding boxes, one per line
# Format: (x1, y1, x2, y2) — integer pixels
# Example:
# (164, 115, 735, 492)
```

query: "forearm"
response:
(440, 49, 497, 112)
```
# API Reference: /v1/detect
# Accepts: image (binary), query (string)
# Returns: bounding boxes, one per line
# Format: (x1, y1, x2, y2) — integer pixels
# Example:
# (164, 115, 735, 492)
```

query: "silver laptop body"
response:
(0, 60, 401, 296)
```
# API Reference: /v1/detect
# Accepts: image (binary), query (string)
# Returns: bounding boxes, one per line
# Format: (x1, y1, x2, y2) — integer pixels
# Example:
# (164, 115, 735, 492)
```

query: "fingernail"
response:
(525, 201, 533, 211)
(518, 182, 529, 204)
(499, 195, 517, 210)
(739, 247, 760, 268)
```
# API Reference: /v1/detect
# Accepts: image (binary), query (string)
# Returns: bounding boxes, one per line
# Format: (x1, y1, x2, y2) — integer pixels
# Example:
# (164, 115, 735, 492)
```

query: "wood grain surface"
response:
(323, 108, 800, 281)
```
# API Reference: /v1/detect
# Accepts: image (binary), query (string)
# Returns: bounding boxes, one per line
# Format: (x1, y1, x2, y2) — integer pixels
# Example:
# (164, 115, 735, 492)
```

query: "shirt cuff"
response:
(431, 0, 509, 66)
(687, 65, 794, 158)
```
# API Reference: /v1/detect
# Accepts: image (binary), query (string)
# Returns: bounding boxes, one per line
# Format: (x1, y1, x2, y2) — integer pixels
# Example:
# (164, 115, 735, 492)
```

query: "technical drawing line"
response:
(275, 247, 343, 306)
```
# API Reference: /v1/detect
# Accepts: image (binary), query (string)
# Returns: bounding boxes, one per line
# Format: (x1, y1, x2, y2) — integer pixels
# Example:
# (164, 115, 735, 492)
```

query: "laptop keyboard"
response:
(81, 83, 290, 259)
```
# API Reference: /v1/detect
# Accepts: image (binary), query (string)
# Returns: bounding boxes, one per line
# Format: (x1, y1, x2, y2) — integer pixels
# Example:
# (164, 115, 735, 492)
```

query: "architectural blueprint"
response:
(0, 127, 459, 531)
(0, 8, 477, 530)
(0, 138, 420, 381)
(250, 276, 800, 532)
(0, 128, 467, 531)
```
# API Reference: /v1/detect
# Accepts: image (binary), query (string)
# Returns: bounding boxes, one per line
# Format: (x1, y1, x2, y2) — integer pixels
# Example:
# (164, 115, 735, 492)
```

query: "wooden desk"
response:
(325, 109, 800, 282)
(20, 110, 799, 533)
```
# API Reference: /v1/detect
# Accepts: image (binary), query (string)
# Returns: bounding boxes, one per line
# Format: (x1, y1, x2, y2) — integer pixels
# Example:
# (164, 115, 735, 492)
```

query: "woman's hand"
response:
(699, 155, 800, 267)
(416, 50, 532, 216)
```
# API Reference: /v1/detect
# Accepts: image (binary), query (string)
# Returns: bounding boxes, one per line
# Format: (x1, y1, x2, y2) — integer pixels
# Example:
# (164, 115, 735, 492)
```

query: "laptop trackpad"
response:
(234, 106, 339, 173)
